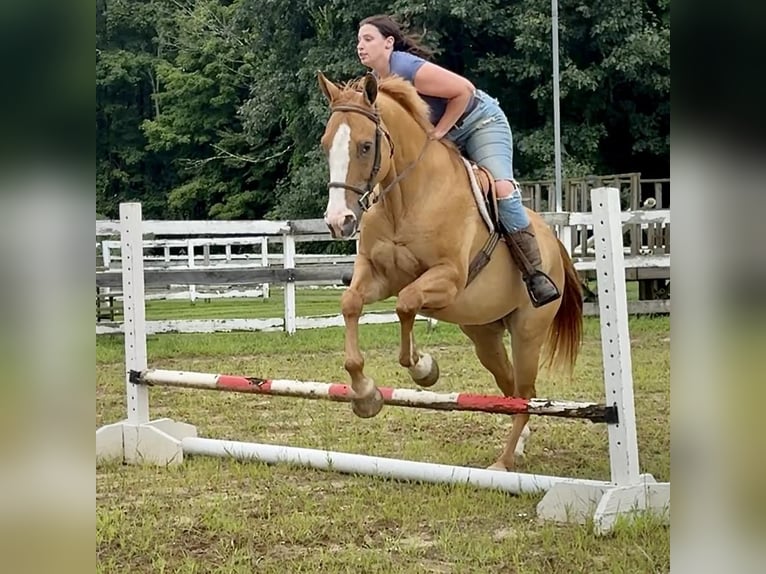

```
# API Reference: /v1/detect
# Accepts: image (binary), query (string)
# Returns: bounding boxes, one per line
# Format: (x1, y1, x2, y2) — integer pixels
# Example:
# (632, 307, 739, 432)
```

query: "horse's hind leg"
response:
(491, 308, 553, 471)
(460, 322, 531, 468)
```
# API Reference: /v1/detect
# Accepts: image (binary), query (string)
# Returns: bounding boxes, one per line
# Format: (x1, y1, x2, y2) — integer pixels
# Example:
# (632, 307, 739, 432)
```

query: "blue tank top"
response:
(386, 51, 448, 126)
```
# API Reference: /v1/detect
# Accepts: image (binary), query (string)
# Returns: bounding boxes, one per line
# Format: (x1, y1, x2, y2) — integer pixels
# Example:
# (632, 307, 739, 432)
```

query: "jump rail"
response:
(132, 368, 618, 424)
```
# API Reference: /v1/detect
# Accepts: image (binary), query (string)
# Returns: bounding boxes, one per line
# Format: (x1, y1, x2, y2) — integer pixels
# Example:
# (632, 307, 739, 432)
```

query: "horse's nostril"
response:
(341, 214, 357, 237)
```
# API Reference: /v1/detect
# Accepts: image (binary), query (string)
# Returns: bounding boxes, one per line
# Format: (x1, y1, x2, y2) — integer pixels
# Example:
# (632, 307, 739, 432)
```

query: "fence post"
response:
(203, 243, 211, 266)
(187, 239, 197, 303)
(260, 237, 270, 299)
(283, 233, 296, 334)
(558, 224, 573, 256)
(100, 240, 114, 310)
(534, 183, 541, 211)
(101, 240, 112, 270)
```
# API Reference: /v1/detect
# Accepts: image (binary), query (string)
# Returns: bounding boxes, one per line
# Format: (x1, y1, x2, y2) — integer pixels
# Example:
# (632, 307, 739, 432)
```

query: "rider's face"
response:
(357, 24, 393, 68)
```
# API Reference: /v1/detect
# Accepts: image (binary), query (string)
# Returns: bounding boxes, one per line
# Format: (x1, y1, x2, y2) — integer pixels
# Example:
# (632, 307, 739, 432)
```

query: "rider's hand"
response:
(428, 128, 447, 141)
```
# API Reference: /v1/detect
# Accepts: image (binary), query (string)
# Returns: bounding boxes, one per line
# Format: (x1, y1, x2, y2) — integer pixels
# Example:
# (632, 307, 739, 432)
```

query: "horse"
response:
(317, 72, 583, 471)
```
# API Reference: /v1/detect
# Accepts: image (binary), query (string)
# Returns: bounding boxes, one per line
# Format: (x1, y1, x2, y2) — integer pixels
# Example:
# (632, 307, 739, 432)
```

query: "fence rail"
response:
(95, 207, 670, 335)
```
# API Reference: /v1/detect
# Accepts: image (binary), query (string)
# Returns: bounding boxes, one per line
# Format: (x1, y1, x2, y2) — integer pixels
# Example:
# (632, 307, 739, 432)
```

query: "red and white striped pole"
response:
(131, 369, 616, 424)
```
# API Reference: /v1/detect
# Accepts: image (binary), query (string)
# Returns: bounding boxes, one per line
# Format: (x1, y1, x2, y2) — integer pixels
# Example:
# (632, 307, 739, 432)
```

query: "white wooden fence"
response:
(95, 210, 670, 335)
(98, 235, 357, 302)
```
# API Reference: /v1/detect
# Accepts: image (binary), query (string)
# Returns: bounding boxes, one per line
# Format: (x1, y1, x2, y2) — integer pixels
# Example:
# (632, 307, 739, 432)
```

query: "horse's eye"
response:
(360, 142, 372, 155)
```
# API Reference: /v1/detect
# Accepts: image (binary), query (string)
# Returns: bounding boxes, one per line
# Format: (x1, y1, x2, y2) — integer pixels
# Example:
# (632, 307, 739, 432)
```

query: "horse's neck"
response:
(378, 106, 446, 217)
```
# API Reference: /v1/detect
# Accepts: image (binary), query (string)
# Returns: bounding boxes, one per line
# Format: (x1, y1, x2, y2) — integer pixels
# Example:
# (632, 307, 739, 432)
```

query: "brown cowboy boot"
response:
(504, 224, 561, 307)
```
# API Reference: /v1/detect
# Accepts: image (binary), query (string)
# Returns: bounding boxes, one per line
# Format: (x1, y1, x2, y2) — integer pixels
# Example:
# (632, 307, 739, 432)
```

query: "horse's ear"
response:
(362, 72, 378, 105)
(317, 71, 339, 103)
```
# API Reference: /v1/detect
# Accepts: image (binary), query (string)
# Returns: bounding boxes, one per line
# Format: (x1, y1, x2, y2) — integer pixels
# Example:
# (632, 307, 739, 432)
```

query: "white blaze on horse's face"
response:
(324, 122, 358, 238)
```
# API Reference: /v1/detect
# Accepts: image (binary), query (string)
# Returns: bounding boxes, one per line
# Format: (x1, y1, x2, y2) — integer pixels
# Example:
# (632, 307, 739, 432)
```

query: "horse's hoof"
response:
(351, 388, 384, 418)
(487, 461, 511, 472)
(409, 353, 439, 388)
(514, 424, 532, 457)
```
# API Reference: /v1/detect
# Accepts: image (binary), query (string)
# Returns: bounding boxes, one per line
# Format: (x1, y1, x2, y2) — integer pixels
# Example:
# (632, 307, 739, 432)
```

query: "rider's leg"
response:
(495, 180, 560, 307)
(450, 90, 560, 308)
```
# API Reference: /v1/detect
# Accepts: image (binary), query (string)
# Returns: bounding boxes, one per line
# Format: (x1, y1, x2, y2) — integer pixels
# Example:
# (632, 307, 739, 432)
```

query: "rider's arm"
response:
(413, 63, 475, 138)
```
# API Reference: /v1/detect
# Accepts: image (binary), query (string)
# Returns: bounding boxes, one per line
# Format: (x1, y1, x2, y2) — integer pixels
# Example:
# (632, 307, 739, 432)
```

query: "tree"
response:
(97, 0, 175, 217)
(96, 0, 669, 220)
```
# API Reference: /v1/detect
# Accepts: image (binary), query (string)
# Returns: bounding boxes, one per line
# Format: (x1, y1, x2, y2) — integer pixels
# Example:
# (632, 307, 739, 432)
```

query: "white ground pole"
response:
(536, 187, 670, 534)
(95, 190, 669, 534)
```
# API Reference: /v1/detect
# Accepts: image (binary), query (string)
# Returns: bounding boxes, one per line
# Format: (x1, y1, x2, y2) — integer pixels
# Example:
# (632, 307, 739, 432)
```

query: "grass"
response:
(97, 301, 670, 573)
(115, 280, 644, 323)
(143, 287, 397, 321)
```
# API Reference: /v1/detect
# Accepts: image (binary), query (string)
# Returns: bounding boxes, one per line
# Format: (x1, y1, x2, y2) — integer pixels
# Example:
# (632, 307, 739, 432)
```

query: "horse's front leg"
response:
(396, 264, 461, 388)
(342, 256, 390, 418)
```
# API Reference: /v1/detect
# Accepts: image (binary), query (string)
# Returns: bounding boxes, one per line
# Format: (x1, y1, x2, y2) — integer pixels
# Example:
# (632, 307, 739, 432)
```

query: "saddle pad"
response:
(462, 157, 495, 233)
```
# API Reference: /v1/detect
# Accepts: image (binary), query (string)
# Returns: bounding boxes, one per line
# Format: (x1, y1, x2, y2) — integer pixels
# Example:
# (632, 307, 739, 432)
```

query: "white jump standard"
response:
(95, 188, 670, 535)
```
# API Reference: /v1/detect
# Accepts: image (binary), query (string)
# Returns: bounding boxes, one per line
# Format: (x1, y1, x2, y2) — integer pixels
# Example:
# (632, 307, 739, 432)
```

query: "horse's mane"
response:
(337, 75, 434, 133)
(377, 76, 435, 133)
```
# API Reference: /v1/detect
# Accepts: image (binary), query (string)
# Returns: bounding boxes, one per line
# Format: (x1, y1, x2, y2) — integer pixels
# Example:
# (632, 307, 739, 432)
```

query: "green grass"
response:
(97, 314, 670, 573)
(143, 287, 397, 321)
(108, 280, 646, 324)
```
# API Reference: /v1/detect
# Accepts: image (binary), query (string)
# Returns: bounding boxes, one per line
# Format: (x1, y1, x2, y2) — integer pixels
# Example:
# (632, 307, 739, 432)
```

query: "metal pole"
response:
(552, 0, 563, 212)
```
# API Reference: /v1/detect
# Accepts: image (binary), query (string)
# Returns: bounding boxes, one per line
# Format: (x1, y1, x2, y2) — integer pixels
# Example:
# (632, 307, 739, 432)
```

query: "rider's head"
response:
(357, 15, 434, 68)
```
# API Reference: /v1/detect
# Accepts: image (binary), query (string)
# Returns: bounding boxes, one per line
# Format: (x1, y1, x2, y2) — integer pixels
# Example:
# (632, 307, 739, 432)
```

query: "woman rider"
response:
(356, 14, 560, 307)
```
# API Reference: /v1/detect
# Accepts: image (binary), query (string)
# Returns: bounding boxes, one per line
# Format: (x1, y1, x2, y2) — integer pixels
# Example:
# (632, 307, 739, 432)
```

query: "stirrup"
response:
(524, 270, 561, 308)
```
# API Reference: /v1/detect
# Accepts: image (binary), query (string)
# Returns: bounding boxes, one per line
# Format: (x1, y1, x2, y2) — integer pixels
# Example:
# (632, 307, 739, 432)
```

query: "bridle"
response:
(327, 104, 393, 211)
(327, 104, 429, 211)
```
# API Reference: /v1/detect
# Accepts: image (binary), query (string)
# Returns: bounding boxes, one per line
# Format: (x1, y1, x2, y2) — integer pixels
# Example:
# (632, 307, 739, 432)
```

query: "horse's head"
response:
(318, 72, 394, 239)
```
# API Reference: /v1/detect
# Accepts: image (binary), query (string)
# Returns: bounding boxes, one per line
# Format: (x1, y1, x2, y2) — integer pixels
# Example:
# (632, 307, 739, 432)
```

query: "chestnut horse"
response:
(318, 72, 582, 471)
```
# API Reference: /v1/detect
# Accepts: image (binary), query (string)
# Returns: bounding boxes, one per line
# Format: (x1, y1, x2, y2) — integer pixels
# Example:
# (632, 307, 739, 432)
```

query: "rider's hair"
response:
(359, 15, 435, 60)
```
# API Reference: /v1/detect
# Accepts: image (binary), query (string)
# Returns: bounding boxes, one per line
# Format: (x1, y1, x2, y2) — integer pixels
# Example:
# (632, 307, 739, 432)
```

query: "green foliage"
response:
(96, 0, 669, 220)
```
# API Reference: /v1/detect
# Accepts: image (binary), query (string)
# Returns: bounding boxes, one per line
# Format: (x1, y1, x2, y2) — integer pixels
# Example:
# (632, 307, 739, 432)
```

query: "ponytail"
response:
(360, 15, 435, 60)
(396, 34, 434, 60)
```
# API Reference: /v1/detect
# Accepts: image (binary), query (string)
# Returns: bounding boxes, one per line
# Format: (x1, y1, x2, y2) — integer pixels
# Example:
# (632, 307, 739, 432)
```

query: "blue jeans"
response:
(446, 90, 529, 232)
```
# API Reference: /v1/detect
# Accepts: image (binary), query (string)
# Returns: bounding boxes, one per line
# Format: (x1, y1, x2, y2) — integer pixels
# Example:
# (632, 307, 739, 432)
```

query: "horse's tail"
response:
(542, 240, 583, 374)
